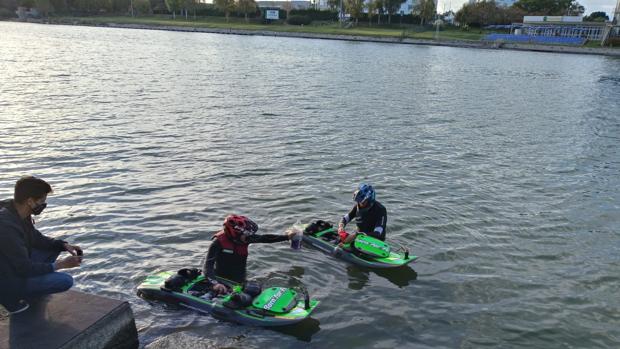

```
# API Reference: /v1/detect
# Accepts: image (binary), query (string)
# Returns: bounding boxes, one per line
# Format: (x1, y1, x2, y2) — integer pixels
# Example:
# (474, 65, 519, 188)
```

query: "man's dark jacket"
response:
(0, 199, 65, 279)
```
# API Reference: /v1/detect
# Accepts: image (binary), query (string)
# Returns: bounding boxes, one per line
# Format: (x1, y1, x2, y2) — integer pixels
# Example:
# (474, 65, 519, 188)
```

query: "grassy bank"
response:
(51, 15, 488, 41)
(14, 15, 619, 55)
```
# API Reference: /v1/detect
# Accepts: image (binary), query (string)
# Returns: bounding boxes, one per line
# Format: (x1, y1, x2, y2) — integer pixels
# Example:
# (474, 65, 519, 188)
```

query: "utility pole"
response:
(602, 0, 620, 46)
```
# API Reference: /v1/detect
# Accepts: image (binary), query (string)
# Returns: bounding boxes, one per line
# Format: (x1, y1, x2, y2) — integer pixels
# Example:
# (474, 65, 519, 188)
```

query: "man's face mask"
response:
(30, 200, 47, 215)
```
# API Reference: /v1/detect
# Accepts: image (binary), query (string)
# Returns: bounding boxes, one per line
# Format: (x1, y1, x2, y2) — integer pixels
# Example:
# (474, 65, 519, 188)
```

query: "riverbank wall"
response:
(12, 19, 620, 57)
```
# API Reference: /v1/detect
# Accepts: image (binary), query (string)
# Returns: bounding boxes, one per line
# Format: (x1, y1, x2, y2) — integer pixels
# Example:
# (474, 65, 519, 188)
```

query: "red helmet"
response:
(223, 215, 259, 239)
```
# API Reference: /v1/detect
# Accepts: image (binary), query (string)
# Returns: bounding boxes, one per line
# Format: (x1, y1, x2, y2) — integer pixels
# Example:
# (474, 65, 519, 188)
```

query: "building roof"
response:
(256, 1, 312, 9)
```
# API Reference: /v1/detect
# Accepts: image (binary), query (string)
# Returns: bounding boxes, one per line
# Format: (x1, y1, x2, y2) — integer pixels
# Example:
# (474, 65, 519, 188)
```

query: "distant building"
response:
(442, 11, 455, 24)
(521, 15, 607, 40)
(495, 0, 516, 7)
(314, 0, 432, 17)
(15, 6, 39, 19)
(256, 1, 312, 9)
(395, 0, 435, 16)
(468, 0, 515, 6)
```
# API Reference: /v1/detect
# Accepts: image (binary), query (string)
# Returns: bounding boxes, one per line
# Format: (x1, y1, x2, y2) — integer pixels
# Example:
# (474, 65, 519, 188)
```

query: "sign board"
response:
(265, 10, 279, 20)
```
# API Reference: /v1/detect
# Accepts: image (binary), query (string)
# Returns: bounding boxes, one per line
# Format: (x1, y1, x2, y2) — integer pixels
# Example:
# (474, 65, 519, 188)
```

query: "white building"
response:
(257, 0, 313, 9)
(522, 16, 607, 40)
(315, 0, 431, 16)
(468, 0, 515, 6)
(495, 0, 516, 6)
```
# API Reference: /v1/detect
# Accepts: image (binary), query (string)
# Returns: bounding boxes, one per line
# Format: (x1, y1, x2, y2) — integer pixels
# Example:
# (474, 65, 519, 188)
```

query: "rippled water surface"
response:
(1, 21, 619, 348)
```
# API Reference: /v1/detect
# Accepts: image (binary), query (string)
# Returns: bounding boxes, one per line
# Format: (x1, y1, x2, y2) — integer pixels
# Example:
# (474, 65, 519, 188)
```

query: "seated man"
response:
(338, 183, 388, 246)
(0, 176, 83, 315)
(202, 215, 294, 295)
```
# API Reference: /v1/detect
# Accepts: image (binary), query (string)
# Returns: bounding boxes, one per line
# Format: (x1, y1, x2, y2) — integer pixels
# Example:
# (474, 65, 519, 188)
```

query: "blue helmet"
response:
(353, 183, 375, 204)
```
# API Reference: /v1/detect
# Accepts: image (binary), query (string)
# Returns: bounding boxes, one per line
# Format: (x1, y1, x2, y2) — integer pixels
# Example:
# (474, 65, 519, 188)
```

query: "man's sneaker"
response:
(5, 300, 29, 315)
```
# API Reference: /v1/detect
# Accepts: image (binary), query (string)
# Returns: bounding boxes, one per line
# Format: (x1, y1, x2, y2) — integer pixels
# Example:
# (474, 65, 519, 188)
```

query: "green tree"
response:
(326, 0, 339, 11)
(566, 0, 584, 15)
(513, 0, 572, 15)
(214, 0, 235, 21)
(165, 0, 181, 18)
(0, 0, 18, 11)
(583, 11, 609, 21)
(149, 0, 165, 12)
(49, 0, 67, 13)
(182, 0, 198, 19)
(373, 0, 384, 24)
(414, 0, 436, 25)
(111, 0, 130, 13)
(70, 0, 113, 14)
(34, 0, 51, 16)
(345, 0, 363, 24)
(499, 5, 526, 23)
(383, 0, 404, 24)
(282, 0, 292, 18)
(455, 0, 501, 26)
(366, 0, 378, 25)
(134, 0, 151, 14)
(236, 0, 255, 22)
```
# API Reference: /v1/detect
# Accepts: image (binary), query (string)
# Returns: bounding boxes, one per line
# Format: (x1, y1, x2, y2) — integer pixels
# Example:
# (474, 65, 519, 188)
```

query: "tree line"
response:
(0, 0, 609, 27)
(455, 0, 604, 27)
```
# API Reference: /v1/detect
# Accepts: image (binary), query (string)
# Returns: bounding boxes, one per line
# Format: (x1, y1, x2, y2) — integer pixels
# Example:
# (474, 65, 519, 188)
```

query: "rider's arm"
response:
(247, 234, 289, 244)
(202, 240, 222, 286)
(339, 205, 357, 230)
(373, 209, 387, 240)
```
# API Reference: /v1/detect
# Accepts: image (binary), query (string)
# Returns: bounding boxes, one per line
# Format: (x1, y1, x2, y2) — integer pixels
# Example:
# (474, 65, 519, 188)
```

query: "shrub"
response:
(287, 14, 311, 25)
(134, 0, 151, 15)
(0, 7, 16, 18)
(289, 9, 337, 21)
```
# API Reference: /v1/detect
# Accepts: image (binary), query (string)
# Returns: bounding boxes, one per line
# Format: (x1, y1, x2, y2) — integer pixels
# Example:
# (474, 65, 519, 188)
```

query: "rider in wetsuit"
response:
(202, 215, 294, 294)
(338, 184, 387, 245)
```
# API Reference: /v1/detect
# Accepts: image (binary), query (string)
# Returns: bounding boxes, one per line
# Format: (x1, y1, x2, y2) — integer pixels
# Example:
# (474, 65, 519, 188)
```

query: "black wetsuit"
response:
(202, 232, 287, 284)
(340, 201, 388, 241)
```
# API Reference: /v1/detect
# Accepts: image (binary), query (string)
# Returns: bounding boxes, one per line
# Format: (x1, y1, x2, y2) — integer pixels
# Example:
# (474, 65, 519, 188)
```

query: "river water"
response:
(1, 21, 619, 348)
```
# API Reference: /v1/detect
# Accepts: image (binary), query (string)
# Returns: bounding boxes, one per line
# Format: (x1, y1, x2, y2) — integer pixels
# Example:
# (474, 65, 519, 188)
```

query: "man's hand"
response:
(64, 243, 83, 256)
(286, 230, 297, 240)
(54, 255, 82, 270)
(212, 283, 228, 295)
(343, 232, 357, 244)
(337, 223, 345, 234)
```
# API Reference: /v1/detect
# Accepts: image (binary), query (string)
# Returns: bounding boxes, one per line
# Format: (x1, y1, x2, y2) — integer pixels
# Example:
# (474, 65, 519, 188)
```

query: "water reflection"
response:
(270, 318, 321, 342)
(2, 21, 619, 349)
(346, 265, 418, 290)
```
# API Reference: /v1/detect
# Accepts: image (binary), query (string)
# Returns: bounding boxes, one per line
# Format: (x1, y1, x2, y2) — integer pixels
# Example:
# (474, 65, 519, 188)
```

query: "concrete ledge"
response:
(0, 290, 138, 349)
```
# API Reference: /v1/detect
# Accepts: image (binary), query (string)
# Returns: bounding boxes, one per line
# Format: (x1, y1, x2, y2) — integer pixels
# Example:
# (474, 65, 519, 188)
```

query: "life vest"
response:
(214, 231, 249, 257)
(212, 230, 249, 283)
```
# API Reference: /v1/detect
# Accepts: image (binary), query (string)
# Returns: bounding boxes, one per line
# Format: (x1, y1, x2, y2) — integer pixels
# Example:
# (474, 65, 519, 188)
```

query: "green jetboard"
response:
(137, 271, 319, 327)
(302, 223, 418, 268)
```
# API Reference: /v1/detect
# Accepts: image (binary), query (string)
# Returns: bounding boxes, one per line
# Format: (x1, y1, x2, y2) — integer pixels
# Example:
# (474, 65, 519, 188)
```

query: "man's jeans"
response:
(24, 248, 73, 297)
